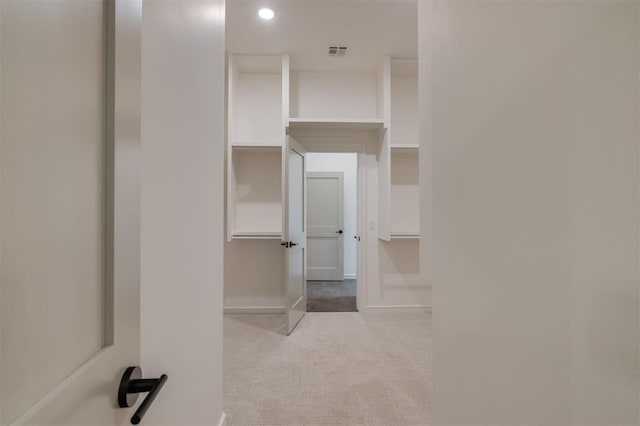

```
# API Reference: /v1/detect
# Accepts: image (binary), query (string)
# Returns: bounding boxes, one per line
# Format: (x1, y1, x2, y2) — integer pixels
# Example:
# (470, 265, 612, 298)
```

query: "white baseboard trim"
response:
(365, 305, 432, 314)
(343, 274, 357, 279)
(217, 412, 227, 426)
(224, 306, 286, 315)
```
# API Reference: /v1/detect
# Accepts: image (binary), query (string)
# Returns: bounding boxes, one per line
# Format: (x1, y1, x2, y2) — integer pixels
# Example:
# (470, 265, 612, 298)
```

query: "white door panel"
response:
(1, 1, 141, 424)
(284, 136, 306, 335)
(306, 172, 344, 281)
(307, 238, 341, 265)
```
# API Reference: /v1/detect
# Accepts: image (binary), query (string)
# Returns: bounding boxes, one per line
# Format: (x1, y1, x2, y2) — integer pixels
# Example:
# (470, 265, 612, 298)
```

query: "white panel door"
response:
(306, 172, 344, 281)
(284, 136, 306, 335)
(1, 1, 142, 424)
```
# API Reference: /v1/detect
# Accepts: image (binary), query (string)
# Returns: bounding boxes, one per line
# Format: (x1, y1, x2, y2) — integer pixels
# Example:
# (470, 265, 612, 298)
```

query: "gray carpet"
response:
(307, 280, 357, 312)
(224, 312, 432, 426)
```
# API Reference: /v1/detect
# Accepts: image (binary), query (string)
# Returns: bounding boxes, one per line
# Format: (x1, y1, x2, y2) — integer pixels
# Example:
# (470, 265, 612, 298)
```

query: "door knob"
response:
(118, 366, 168, 425)
(336, 230, 343, 234)
(289, 241, 299, 246)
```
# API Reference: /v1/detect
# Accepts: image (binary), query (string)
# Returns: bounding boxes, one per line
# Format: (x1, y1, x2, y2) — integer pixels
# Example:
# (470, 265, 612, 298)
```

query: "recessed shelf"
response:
(229, 146, 283, 240)
(288, 118, 385, 131)
(229, 54, 284, 149)
(390, 148, 419, 239)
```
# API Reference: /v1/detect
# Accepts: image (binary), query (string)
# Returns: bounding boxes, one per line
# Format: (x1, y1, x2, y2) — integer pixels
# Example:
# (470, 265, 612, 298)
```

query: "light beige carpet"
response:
(224, 312, 432, 426)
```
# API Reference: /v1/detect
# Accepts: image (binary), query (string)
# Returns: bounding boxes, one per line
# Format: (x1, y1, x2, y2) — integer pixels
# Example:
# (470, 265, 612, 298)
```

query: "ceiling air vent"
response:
(328, 46, 348, 57)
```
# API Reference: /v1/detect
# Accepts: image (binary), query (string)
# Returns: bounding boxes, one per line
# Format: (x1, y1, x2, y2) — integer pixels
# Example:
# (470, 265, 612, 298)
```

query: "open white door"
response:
(306, 172, 344, 281)
(1, 1, 144, 424)
(283, 136, 307, 335)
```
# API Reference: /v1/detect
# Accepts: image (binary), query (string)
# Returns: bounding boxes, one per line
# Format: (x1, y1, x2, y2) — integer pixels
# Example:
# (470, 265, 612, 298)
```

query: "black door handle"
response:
(280, 242, 289, 247)
(118, 366, 168, 425)
(336, 230, 343, 234)
(289, 241, 299, 246)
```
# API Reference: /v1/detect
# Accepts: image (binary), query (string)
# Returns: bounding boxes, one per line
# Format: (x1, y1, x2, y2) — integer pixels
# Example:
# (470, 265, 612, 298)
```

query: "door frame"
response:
(290, 141, 368, 313)
(306, 171, 345, 282)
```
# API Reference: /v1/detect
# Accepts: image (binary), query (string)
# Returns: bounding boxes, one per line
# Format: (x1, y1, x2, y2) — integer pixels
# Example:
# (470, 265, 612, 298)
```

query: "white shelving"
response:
(390, 144, 419, 150)
(288, 118, 384, 131)
(288, 67, 388, 137)
(226, 53, 419, 242)
(231, 231, 282, 240)
(227, 54, 289, 241)
(228, 55, 284, 147)
(378, 58, 420, 241)
(390, 147, 419, 238)
(390, 233, 420, 240)
(227, 145, 283, 240)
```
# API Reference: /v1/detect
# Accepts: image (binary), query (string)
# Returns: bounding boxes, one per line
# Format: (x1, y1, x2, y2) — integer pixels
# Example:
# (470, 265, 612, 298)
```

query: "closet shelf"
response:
(287, 118, 385, 131)
(391, 144, 419, 150)
(231, 143, 282, 148)
(231, 143, 282, 150)
(231, 231, 283, 240)
(390, 232, 420, 240)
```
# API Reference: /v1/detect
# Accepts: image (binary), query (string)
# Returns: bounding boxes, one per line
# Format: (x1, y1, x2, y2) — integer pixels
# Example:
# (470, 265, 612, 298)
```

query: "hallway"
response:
(223, 312, 432, 426)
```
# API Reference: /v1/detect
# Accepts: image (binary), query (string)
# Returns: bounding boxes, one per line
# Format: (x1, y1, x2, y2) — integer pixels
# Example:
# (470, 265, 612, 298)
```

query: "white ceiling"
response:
(226, 0, 418, 72)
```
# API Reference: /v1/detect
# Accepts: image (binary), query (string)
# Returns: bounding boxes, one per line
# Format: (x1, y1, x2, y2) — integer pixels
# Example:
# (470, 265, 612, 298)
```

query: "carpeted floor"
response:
(307, 280, 357, 312)
(224, 312, 432, 426)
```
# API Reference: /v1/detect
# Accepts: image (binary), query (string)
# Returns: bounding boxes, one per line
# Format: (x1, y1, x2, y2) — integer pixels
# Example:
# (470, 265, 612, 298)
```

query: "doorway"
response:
(223, 0, 429, 423)
(306, 153, 358, 312)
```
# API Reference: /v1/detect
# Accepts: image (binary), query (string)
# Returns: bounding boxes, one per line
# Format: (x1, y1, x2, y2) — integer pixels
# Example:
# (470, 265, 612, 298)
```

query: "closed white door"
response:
(284, 136, 306, 335)
(1, 1, 143, 424)
(306, 172, 344, 281)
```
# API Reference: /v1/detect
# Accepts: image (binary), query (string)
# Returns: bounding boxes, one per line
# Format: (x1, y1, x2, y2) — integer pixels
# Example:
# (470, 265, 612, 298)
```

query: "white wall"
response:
(390, 74, 418, 146)
(141, 1, 225, 425)
(290, 72, 378, 119)
(235, 74, 282, 145)
(371, 238, 429, 308)
(307, 153, 358, 278)
(424, 1, 639, 424)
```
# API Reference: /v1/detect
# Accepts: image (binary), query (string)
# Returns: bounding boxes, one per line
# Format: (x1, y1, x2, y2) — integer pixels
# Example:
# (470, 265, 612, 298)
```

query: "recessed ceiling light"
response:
(258, 8, 275, 20)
